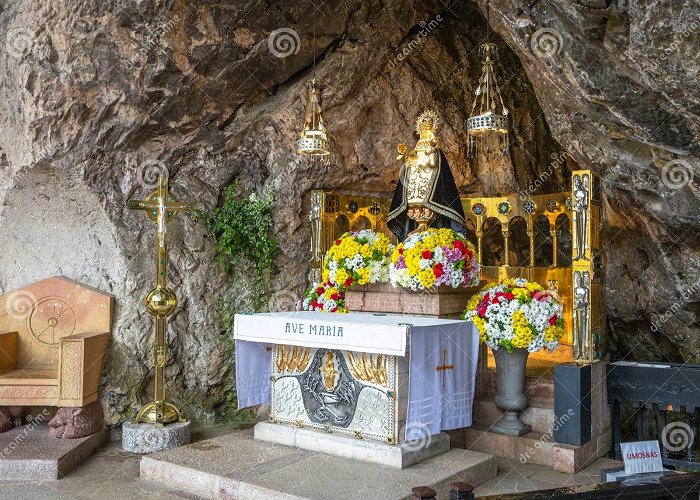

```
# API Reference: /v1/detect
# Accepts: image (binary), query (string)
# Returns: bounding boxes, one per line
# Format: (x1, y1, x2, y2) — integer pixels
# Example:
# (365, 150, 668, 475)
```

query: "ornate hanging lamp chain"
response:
(466, 0, 510, 160)
(296, 7, 332, 157)
(486, 0, 490, 39)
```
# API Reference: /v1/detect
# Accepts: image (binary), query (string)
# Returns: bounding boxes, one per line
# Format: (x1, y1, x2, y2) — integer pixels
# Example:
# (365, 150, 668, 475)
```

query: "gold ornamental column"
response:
(571, 169, 604, 362)
(308, 190, 324, 285)
(127, 175, 194, 424)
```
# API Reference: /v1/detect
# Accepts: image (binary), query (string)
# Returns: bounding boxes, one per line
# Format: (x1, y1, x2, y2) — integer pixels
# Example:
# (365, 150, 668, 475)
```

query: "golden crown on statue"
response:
(414, 110, 439, 151)
(415, 110, 439, 135)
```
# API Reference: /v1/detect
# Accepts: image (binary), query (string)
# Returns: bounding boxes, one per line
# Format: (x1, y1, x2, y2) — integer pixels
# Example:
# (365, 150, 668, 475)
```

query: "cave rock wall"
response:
(0, 0, 697, 423)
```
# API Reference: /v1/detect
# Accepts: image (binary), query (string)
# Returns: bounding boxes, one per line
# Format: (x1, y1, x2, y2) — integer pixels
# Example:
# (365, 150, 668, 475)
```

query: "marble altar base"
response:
(237, 311, 484, 471)
(255, 421, 450, 469)
(270, 346, 408, 445)
(0, 424, 108, 480)
(140, 430, 497, 500)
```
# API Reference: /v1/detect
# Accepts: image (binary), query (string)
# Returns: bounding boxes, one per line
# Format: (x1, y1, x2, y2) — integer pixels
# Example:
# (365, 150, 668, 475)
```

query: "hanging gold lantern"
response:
(296, 79, 330, 156)
(467, 41, 510, 160)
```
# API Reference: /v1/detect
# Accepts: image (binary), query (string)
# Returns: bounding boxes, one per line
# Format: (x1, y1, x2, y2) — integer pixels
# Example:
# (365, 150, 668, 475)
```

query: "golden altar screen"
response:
(307, 170, 604, 365)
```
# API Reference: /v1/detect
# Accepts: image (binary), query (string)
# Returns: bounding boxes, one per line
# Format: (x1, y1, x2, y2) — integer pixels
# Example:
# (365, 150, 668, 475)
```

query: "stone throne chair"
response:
(0, 277, 114, 437)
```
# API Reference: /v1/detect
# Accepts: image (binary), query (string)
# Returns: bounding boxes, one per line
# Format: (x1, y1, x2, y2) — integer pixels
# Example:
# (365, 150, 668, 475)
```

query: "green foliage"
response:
(202, 182, 279, 311)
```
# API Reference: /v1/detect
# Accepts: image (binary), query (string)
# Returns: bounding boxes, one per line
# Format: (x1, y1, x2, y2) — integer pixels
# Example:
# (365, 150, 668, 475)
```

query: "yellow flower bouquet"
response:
(463, 278, 565, 352)
(322, 230, 393, 288)
(389, 228, 480, 290)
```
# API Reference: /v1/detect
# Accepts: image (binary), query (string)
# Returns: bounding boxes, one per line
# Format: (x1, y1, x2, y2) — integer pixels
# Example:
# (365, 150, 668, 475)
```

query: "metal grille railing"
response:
(608, 360, 700, 471)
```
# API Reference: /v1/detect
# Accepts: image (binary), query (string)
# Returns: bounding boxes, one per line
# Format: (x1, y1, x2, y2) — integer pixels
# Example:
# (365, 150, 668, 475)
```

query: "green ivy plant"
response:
(202, 182, 279, 311)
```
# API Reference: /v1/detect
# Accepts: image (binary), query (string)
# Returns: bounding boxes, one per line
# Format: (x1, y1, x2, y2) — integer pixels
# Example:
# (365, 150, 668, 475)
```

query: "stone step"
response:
(140, 429, 498, 500)
(481, 370, 555, 404)
(524, 376, 555, 403)
(463, 422, 613, 474)
(0, 424, 108, 480)
(472, 397, 555, 434)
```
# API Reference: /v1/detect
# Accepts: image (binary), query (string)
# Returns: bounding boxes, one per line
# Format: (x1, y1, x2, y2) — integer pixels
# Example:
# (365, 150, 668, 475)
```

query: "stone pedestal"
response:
(491, 347, 532, 437)
(345, 282, 484, 318)
(554, 363, 592, 445)
(554, 362, 610, 449)
(122, 421, 190, 454)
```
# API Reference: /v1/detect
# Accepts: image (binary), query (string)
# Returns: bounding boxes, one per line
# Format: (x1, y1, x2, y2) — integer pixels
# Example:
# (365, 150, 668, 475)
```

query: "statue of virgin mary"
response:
(387, 110, 468, 242)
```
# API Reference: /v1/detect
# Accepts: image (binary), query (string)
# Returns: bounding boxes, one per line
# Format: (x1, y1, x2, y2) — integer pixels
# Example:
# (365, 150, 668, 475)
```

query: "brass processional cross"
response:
(128, 175, 194, 425)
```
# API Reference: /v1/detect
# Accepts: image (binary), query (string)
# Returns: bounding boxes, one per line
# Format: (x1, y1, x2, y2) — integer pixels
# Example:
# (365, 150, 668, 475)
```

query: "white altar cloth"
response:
(234, 311, 411, 355)
(234, 311, 479, 440)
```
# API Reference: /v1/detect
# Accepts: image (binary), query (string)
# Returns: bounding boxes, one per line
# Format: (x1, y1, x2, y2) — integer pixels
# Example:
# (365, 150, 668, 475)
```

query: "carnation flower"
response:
(389, 228, 480, 291)
(298, 281, 348, 313)
(463, 278, 565, 353)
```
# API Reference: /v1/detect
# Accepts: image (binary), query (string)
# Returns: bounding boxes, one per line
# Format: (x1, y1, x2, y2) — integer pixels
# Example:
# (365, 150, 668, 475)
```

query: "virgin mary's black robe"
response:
(387, 150, 467, 242)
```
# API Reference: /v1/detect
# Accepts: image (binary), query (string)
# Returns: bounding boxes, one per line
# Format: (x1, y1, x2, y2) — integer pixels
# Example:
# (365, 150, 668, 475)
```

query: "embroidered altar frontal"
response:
(234, 311, 480, 445)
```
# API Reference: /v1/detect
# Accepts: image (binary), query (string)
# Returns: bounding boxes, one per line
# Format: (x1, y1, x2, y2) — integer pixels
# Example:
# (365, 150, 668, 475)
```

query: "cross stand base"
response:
(133, 401, 185, 426)
(122, 420, 191, 454)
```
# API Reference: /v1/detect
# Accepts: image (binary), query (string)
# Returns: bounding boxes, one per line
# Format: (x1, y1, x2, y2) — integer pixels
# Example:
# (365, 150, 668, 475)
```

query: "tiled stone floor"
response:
(474, 456, 622, 497)
(0, 425, 621, 499)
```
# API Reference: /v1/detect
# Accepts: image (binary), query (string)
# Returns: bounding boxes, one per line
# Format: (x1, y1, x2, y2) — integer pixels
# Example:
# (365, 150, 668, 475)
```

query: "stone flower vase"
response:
(491, 347, 532, 436)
